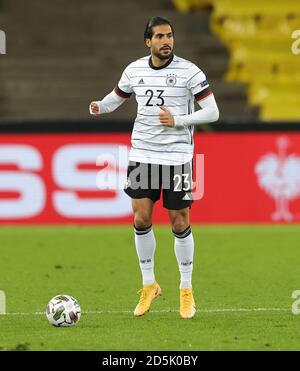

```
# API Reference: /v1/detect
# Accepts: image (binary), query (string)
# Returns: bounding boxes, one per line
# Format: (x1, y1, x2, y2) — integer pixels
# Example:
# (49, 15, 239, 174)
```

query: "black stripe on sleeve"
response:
(114, 86, 132, 98)
(194, 86, 212, 101)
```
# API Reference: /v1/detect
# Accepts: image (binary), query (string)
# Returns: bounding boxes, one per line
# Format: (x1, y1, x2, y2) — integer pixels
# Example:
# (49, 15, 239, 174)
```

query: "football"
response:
(46, 294, 81, 327)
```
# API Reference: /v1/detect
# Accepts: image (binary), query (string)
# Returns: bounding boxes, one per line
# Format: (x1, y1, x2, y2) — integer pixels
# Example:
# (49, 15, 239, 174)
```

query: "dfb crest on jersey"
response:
(166, 74, 177, 87)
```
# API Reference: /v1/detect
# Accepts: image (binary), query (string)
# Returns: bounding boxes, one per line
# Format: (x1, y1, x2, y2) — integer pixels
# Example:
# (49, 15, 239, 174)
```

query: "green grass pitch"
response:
(0, 225, 300, 351)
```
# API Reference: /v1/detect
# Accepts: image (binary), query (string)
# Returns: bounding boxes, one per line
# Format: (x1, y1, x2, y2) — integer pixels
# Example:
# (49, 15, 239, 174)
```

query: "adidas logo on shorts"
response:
(182, 193, 192, 201)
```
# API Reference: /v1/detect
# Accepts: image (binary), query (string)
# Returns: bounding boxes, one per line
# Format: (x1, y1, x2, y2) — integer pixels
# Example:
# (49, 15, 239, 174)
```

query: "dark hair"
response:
(144, 16, 174, 40)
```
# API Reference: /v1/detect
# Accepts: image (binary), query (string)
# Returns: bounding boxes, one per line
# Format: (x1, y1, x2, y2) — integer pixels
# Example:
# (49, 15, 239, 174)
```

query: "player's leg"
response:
(164, 162, 194, 291)
(132, 198, 161, 316)
(168, 207, 196, 319)
(124, 161, 162, 316)
(132, 198, 156, 287)
(163, 161, 196, 318)
(168, 207, 194, 290)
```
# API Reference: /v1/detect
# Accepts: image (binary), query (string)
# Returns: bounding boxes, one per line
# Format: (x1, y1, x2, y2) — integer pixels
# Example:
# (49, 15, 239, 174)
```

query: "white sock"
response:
(174, 226, 194, 289)
(134, 225, 156, 286)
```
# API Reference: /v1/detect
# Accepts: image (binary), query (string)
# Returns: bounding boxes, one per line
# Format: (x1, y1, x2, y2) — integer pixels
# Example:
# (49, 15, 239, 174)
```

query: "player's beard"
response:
(154, 47, 173, 61)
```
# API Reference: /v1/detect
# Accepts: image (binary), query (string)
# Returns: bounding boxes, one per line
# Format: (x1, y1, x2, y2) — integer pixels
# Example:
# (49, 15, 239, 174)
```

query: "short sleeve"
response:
(187, 64, 212, 102)
(114, 67, 133, 99)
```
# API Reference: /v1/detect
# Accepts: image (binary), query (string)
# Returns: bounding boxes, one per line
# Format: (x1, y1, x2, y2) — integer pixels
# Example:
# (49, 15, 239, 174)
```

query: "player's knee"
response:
(172, 219, 188, 234)
(134, 214, 152, 229)
(170, 211, 189, 233)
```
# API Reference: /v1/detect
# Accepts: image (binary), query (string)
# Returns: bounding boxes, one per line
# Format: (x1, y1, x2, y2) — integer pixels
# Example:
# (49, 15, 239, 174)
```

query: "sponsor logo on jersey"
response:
(138, 78, 145, 84)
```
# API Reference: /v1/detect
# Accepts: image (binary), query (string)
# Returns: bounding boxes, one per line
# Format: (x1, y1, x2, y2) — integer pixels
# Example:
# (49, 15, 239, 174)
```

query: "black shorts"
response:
(123, 161, 193, 210)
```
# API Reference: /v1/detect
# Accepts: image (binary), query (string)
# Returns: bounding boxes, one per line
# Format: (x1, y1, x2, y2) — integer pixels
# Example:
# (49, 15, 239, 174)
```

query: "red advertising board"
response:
(0, 132, 300, 224)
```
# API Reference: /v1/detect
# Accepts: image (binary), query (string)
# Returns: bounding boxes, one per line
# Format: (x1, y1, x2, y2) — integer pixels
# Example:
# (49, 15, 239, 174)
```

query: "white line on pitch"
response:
(1, 307, 290, 316)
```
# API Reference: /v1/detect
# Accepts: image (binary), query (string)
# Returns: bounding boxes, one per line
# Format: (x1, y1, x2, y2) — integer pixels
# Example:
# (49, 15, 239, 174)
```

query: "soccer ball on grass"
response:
(46, 294, 81, 327)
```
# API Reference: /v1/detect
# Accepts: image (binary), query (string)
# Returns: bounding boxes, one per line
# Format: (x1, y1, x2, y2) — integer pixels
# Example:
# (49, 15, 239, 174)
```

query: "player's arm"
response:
(89, 89, 127, 115)
(175, 93, 219, 127)
(160, 93, 219, 127)
(89, 67, 133, 115)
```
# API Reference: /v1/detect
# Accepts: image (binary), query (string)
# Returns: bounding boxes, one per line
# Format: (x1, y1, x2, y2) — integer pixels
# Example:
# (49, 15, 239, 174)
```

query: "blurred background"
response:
(0, 0, 300, 223)
(1, 1, 300, 352)
(0, 0, 299, 123)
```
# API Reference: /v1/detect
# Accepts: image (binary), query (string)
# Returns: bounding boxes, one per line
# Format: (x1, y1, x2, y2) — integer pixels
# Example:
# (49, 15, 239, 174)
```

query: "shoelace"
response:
(137, 288, 150, 305)
(181, 291, 193, 310)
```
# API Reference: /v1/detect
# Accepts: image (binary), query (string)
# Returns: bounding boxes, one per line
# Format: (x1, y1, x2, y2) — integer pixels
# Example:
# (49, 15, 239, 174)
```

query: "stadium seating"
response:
(0, 0, 257, 123)
(174, 0, 300, 121)
(172, 0, 214, 12)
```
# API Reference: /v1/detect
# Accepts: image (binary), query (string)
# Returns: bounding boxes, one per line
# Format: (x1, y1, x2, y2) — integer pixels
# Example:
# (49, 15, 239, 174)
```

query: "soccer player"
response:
(90, 16, 219, 319)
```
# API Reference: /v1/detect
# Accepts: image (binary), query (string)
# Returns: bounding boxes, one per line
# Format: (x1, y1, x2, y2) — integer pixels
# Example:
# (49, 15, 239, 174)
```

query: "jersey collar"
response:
(148, 53, 174, 70)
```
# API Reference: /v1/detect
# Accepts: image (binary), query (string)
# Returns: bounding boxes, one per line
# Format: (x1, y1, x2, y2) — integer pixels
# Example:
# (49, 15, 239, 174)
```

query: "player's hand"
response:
(89, 101, 101, 115)
(159, 106, 175, 127)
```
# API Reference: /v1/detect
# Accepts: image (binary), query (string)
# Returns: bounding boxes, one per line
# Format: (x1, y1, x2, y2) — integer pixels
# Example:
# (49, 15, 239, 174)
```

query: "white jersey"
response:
(115, 54, 212, 166)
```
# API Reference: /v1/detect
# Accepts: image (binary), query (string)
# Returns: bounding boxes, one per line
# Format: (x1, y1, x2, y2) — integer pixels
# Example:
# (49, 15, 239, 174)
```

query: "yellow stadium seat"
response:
(212, 14, 300, 42)
(213, 0, 300, 18)
(174, 0, 300, 121)
(172, 0, 215, 13)
(226, 58, 274, 83)
(231, 36, 295, 52)
(225, 35, 300, 80)
(261, 101, 300, 121)
(211, 15, 259, 42)
(172, 0, 193, 13)
(258, 14, 300, 35)
(248, 82, 300, 105)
